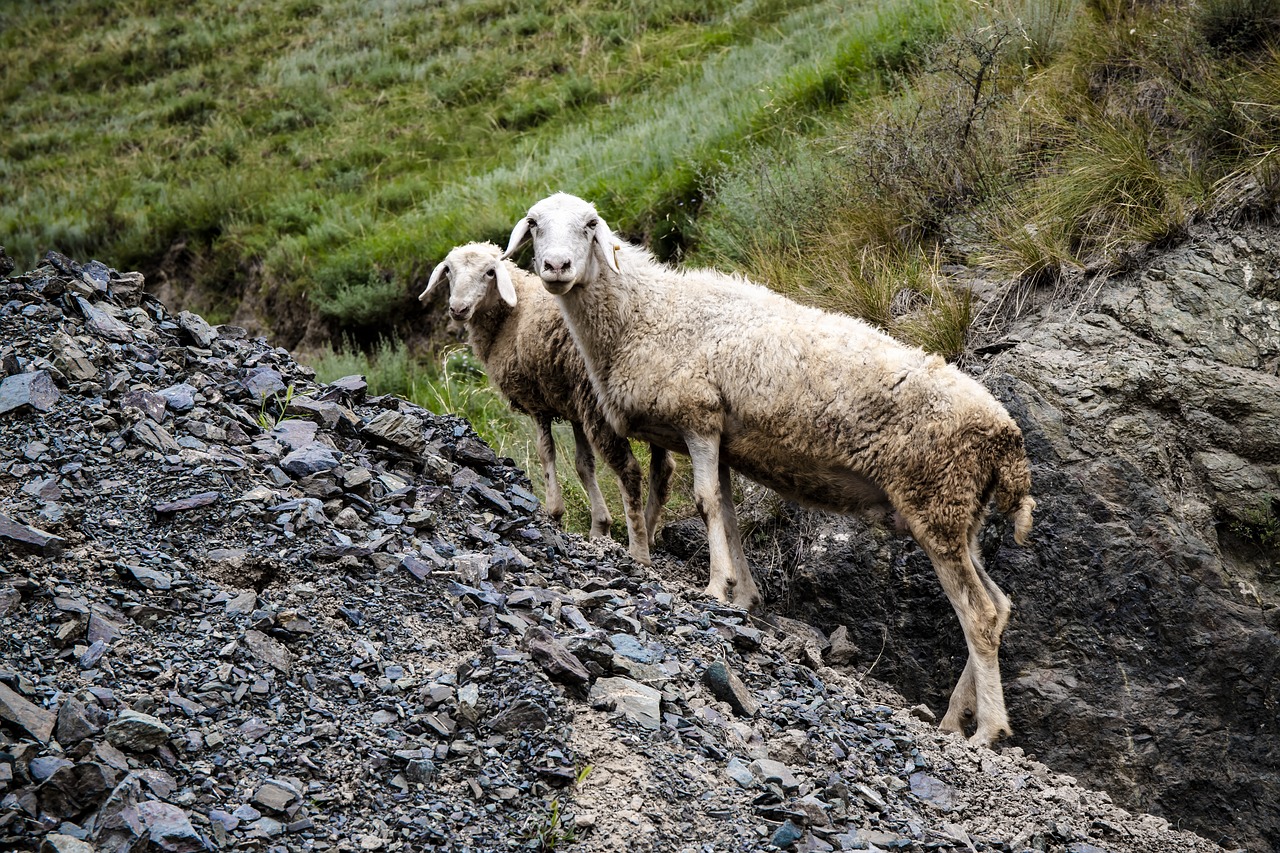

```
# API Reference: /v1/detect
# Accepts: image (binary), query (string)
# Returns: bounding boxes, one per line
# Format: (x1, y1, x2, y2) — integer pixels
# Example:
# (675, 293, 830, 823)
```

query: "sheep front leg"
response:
(571, 422, 613, 539)
(644, 445, 676, 550)
(719, 461, 761, 610)
(534, 415, 564, 523)
(685, 433, 739, 607)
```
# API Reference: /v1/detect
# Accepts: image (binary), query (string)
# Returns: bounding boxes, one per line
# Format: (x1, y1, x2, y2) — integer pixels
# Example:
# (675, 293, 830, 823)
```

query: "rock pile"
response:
(0, 251, 1225, 852)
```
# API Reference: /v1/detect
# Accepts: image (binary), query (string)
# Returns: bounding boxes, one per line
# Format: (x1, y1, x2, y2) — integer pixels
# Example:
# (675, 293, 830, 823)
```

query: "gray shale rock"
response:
(105, 709, 172, 751)
(769, 221, 1280, 850)
(0, 370, 61, 415)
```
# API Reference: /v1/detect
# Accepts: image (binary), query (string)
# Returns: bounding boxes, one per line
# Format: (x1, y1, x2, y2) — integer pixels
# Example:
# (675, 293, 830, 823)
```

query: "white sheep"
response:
(504, 194, 1035, 746)
(419, 242, 675, 564)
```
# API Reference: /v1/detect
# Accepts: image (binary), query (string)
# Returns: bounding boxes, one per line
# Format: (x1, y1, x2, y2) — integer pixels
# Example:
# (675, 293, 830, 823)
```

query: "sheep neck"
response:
(465, 300, 517, 365)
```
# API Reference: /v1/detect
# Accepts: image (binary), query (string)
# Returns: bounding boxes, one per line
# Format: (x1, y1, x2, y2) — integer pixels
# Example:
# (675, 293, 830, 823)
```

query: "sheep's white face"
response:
(419, 243, 516, 323)
(505, 193, 619, 295)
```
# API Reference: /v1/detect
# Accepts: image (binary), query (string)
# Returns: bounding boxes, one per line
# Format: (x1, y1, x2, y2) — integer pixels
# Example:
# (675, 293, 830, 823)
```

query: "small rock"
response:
(524, 626, 591, 687)
(153, 491, 221, 515)
(244, 367, 287, 400)
(771, 819, 805, 850)
(280, 444, 341, 478)
(56, 696, 100, 744)
(105, 708, 173, 751)
(909, 771, 958, 811)
(40, 833, 95, 853)
(0, 681, 57, 742)
(0, 370, 61, 415)
(244, 629, 293, 674)
(362, 410, 426, 454)
(749, 758, 799, 793)
(488, 698, 549, 734)
(253, 778, 301, 813)
(726, 757, 756, 788)
(826, 625, 858, 665)
(131, 800, 206, 852)
(704, 661, 759, 718)
(0, 512, 65, 557)
(589, 677, 661, 730)
(178, 311, 218, 348)
(156, 382, 198, 413)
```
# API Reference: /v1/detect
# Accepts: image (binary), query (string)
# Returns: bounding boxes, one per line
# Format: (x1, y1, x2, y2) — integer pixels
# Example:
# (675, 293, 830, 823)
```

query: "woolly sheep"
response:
(504, 193, 1035, 746)
(419, 242, 675, 564)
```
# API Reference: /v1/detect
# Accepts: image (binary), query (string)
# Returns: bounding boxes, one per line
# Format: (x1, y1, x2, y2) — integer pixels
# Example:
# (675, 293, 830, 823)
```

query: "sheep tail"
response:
(992, 430, 1035, 546)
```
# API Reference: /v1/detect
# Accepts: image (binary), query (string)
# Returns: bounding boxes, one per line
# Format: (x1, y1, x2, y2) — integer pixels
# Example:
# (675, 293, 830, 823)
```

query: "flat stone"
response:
(76, 296, 132, 342)
(0, 586, 21, 615)
(131, 800, 205, 852)
(226, 589, 257, 615)
(362, 410, 426, 454)
(704, 661, 759, 717)
(244, 367, 287, 400)
(177, 311, 218, 348)
(0, 370, 61, 415)
(726, 756, 756, 788)
(270, 419, 318, 452)
(772, 819, 804, 849)
(87, 611, 121, 644)
(749, 758, 799, 793)
(56, 696, 100, 744)
(40, 832, 96, 853)
(589, 677, 661, 730)
(129, 420, 181, 453)
(487, 698, 550, 734)
(909, 771, 958, 811)
(0, 512, 65, 557)
(125, 564, 172, 591)
(153, 491, 221, 515)
(156, 383, 198, 413)
(0, 681, 57, 742)
(524, 626, 590, 687)
(105, 708, 172, 751)
(280, 444, 341, 478)
(253, 778, 301, 813)
(120, 389, 168, 421)
(826, 625, 858, 665)
(244, 629, 293, 674)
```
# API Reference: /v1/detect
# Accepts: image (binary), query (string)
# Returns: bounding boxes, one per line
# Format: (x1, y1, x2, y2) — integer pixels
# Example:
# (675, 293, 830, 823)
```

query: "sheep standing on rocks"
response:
(420, 242, 674, 564)
(505, 193, 1035, 746)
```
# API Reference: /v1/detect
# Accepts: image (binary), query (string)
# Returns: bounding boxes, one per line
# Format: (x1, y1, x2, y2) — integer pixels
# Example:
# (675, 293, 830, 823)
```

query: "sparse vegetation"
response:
(5, 0, 1279, 538)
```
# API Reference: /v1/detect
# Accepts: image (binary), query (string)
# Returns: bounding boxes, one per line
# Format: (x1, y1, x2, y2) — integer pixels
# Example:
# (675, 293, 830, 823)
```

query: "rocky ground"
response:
(747, 220, 1280, 852)
(0, 249, 1229, 852)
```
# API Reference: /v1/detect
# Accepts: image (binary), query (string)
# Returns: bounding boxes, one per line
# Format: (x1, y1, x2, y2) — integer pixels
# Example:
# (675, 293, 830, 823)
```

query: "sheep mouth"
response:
(539, 277, 575, 295)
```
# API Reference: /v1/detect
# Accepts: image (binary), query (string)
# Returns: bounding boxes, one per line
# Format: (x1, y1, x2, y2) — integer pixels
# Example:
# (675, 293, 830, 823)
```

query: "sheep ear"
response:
(503, 217, 532, 259)
(420, 263, 449, 301)
(594, 220, 621, 273)
(493, 261, 518, 307)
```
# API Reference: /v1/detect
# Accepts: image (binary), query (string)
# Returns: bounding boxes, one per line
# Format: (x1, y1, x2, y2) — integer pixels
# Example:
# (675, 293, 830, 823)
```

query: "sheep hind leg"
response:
(941, 536, 1012, 735)
(644, 445, 676, 551)
(685, 433, 736, 606)
(570, 422, 612, 540)
(594, 428, 651, 565)
(534, 416, 564, 523)
(719, 462, 760, 611)
(918, 534, 1011, 747)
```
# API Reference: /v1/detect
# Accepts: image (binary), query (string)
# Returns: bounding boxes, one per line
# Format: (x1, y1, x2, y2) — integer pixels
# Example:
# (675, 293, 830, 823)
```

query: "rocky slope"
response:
(748, 220, 1280, 852)
(0, 251, 1233, 852)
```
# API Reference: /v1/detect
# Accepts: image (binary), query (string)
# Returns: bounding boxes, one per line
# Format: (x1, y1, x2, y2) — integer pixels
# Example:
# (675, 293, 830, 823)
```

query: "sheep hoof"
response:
(968, 725, 1012, 748)
(628, 547, 652, 566)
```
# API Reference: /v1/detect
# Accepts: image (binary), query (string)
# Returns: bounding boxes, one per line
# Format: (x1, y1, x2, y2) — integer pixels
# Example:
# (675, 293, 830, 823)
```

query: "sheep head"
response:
(504, 193, 620, 294)
(420, 242, 517, 323)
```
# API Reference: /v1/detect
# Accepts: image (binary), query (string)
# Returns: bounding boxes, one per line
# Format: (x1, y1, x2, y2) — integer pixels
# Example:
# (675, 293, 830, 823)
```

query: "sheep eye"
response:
(484, 269, 495, 279)
(586, 218, 598, 230)
(527, 217, 538, 229)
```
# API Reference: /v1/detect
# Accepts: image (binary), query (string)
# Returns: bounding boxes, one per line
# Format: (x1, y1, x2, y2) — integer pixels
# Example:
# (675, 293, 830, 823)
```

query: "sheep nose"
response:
(449, 307, 468, 321)
(543, 257, 572, 276)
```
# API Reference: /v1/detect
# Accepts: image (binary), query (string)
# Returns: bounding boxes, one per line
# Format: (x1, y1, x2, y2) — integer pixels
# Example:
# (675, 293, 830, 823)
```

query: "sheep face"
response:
(505, 193, 620, 294)
(420, 243, 517, 322)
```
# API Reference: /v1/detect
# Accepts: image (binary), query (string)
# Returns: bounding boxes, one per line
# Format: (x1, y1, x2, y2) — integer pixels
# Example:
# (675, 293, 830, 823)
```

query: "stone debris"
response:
(0, 253, 1231, 853)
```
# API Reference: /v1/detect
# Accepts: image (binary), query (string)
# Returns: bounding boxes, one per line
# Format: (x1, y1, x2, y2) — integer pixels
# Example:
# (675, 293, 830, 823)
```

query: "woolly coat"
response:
(553, 242, 1034, 542)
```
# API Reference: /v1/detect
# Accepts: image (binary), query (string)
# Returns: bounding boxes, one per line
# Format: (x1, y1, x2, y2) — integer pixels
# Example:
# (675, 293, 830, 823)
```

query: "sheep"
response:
(504, 193, 1035, 746)
(419, 242, 675, 564)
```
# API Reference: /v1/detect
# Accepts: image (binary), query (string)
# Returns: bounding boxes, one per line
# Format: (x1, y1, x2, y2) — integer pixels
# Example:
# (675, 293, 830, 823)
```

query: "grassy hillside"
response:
(1, 0, 955, 334)
(4, 0, 1278, 533)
